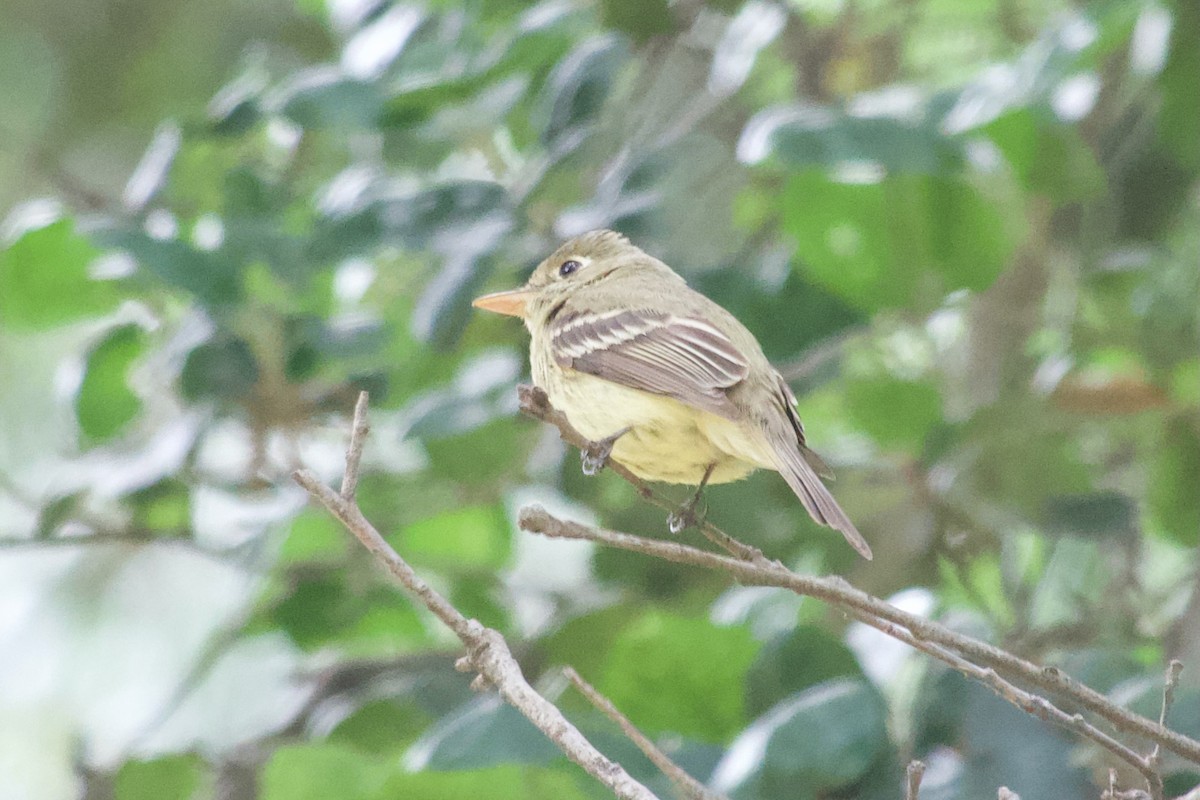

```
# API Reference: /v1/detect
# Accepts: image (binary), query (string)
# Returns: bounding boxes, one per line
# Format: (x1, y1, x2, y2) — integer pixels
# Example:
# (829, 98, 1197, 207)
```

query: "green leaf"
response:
(413, 253, 497, 350)
(180, 336, 259, 402)
(335, 592, 430, 657)
(97, 228, 242, 308)
(0, 219, 119, 330)
(780, 172, 917, 310)
(378, 765, 591, 800)
(599, 0, 673, 43)
(709, 2, 786, 95)
(844, 373, 942, 450)
(129, 479, 191, 533)
(536, 36, 625, 148)
(716, 678, 888, 796)
(1146, 418, 1200, 547)
(279, 72, 385, 129)
(404, 349, 521, 441)
(1057, 648, 1144, 695)
(1159, 0, 1200, 169)
(779, 171, 1015, 311)
(413, 699, 562, 770)
(397, 505, 511, 571)
(1041, 492, 1137, 541)
(115, 755, 206, 800)
(692, 268, 861, 363)
(450, 577, 510, 631)
(271, 577, 424, 653)
(1027, 540, 1105, 637)
(378, 181, 512, 349)
(271, 577, 357, 650)
(746, 626, 863, 717)
(981, 109, 1106, 201)
(957, 679, 1092, 800)
(279, 509, 347, 565)
(740, 105, 966, 175)
(763, 680, 887, 788)
(330, 699, 430, 755)
(601, 612, 759, 741)
(962, 405, 1093, 509)
(424, 418, 528, 484)
(76, 324, 146, 443)
(381, 180, 511, 251)
(542, 605, 640, 681)
(260, 744, 389, 800)
(306, 206, 385, 269)
(210, 94, 261, 137)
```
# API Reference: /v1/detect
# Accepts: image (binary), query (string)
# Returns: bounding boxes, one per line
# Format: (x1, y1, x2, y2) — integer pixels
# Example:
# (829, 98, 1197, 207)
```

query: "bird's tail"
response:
(765, 430, 872, 560)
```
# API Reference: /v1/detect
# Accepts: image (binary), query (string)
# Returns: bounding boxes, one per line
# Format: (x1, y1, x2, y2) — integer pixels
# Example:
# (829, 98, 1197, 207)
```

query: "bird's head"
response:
(472, 230, 674, 326)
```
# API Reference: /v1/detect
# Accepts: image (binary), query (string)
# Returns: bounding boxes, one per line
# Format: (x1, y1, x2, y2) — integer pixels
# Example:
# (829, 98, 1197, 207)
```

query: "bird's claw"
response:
(667, 494, 708, 534)
(581, 444, 610, 476)
(580, 428, 630, 477)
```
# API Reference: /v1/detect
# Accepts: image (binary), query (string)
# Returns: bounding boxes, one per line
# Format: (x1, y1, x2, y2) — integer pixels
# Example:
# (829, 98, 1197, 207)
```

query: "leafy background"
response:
(0, 0, 1198, 798)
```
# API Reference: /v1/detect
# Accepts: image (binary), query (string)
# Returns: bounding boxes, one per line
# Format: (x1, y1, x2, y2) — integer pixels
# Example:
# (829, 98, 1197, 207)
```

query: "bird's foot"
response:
(580, 427, 630, 477)
(667, 491, 708, 534)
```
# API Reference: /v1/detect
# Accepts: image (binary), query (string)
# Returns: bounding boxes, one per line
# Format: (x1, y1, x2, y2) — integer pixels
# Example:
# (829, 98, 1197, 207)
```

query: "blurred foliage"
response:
(1, 0, 1199, 799)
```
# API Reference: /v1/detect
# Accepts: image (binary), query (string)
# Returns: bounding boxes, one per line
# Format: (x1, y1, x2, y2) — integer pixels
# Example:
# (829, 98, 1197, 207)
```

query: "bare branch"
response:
(516, 505, 1200, 769)
(905, 760, 926, 800)
(293, 396, 660, 800)
(564, 667, 726, 800)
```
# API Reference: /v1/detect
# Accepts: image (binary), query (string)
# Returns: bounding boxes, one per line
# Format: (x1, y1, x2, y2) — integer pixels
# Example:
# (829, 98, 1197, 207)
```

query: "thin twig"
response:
(835, 595, 1158, 788)
(515, 505, 1200, 768)
(920, 637, 1155, 790)
(905, 760, 926, 800)
(1142, 659, 1185, 800)
(518, 384, 768, 565)
(293, 396, 659, 800)
(564, 667, 726, 800)
(1151, 660, 1184, 766)
(339, 391, 370, 501)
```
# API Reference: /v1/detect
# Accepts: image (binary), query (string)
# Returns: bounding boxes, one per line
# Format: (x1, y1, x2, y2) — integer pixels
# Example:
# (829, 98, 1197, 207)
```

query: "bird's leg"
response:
(580, 427, 631, 476)
(667, 463, 717, 534)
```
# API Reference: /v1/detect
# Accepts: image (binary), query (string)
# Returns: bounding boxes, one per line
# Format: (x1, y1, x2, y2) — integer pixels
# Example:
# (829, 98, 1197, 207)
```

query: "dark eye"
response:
(558, 259, 582, 277)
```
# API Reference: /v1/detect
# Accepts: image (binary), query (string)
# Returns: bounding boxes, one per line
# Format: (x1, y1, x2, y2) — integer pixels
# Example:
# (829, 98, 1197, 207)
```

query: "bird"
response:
(472, 229, 871, 559)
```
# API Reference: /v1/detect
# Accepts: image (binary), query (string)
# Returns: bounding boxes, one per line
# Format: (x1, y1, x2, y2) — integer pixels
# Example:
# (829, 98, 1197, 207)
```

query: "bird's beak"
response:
(472, 287, 534, 318)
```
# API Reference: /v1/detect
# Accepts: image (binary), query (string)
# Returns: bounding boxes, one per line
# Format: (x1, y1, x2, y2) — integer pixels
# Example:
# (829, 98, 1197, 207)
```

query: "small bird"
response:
(472, 230, 871, 560)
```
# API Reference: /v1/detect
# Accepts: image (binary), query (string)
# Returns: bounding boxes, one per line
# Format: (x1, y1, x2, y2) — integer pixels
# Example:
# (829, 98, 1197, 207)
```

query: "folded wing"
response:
(551, 309, 749, 419)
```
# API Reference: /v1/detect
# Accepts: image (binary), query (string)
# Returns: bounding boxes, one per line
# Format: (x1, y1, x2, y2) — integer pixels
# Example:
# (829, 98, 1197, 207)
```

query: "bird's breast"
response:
(532, 347, 761, 485)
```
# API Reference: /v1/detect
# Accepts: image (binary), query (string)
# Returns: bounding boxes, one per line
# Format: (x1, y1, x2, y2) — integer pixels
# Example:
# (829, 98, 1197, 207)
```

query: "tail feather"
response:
(767, 432, 872, 560)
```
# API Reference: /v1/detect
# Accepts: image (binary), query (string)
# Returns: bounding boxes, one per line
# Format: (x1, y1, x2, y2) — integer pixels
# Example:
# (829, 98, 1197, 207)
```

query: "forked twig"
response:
(293, 392, 659, 800)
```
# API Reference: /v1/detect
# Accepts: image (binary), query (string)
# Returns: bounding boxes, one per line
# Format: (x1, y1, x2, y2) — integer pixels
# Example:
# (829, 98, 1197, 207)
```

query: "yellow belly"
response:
(534, 359, 771, 485)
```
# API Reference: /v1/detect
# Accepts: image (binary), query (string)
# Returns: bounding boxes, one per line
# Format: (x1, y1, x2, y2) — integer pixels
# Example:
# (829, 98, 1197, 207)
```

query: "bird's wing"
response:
(550, 308, 750, 419)
(774, 373, 834, 479)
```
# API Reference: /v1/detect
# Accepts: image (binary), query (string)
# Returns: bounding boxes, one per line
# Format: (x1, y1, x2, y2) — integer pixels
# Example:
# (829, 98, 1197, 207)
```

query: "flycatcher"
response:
(472, 229, 872, 560)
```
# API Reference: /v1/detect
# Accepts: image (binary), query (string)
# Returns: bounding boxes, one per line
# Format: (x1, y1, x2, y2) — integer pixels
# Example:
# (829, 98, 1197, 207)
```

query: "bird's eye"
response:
(558, 259, 582, 277)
